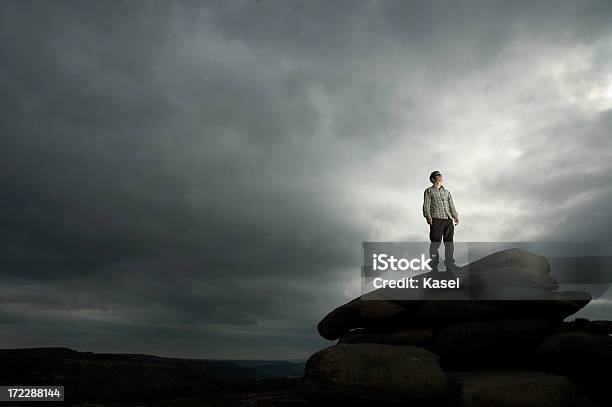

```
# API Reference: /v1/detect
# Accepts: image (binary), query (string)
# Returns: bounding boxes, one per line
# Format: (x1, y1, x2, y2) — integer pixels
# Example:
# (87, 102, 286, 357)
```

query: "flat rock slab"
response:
(317, 297, 412, 340)
(318, 290, 590, 340)
(299, 343, 450, 404)
(413, 298, 583, 323)
(338, 327, 434, 346)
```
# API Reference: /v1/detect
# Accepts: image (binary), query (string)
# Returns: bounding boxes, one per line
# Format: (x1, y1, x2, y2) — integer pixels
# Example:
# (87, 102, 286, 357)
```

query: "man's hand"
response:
(426, 216, 432, 225)
(453, 217, 459, 226)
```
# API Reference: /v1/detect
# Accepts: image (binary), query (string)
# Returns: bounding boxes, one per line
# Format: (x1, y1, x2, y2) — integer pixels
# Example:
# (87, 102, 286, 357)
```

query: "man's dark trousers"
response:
(429, 217, 455, 271)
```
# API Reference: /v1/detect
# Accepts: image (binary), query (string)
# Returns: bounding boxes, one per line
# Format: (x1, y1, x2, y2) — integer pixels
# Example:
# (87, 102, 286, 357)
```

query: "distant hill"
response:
(0, 347, 303, 404)
(229, 359, 306, 377)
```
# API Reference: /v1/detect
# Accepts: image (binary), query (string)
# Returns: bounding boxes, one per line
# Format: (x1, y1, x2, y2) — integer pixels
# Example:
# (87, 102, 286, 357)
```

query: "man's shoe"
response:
(444, 263, 462, 272)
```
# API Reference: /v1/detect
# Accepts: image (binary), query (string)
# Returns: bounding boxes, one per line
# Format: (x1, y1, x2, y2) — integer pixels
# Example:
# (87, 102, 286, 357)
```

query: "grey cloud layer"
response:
(1, 0, 611, 358)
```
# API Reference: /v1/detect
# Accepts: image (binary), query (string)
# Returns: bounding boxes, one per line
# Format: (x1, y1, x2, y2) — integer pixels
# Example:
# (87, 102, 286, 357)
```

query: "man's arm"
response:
(448, 192, 459, 222)
(423, 189, 432, 222)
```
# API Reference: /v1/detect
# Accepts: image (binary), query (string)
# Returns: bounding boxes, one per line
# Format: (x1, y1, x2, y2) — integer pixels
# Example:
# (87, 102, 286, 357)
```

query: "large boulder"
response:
(430, 319, 556, 368)
(447, 370, 579, 407)
(538, 331, 612, 365)
(299, 343, 450, 404)
(537, 332, 612, 404)
(461, 248, 558, 291)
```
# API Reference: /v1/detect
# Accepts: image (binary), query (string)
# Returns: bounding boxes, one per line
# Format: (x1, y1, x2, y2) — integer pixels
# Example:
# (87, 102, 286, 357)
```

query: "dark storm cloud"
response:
(1, 0, 612, 358)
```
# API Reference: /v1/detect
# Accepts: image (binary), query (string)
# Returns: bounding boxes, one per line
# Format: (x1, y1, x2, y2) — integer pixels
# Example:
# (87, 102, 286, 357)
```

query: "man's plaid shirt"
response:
(423, 185, 458, 219)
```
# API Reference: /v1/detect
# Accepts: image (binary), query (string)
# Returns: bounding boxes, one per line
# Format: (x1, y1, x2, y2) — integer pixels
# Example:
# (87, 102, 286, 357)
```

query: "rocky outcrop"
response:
(300, 248, 611, 406)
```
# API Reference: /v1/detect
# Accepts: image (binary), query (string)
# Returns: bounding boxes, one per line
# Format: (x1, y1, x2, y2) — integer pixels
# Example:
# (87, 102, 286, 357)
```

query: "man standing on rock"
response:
(423, 171, 460, 272)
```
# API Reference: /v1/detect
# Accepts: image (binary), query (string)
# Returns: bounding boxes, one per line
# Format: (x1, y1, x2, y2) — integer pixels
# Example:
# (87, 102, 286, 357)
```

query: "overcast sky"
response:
(1, 0, 612, 359)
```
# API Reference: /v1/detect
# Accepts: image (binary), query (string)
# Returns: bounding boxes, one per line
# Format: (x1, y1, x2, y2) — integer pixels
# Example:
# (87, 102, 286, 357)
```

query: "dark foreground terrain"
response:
(0, 347, 304, 406)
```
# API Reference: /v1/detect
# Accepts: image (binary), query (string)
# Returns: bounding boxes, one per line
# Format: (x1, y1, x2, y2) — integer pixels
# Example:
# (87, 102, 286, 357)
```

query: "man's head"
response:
(429, 170, 442, 184)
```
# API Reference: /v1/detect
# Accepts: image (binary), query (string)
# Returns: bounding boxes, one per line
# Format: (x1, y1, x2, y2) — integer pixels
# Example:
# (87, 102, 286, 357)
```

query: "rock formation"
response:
(298, 248, 612, 406)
